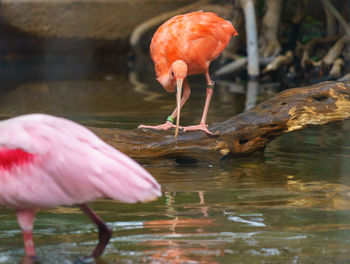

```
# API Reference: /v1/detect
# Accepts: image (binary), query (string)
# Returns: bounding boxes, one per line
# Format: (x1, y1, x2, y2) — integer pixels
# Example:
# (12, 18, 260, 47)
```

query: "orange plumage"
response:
(139, 11, 238, 137)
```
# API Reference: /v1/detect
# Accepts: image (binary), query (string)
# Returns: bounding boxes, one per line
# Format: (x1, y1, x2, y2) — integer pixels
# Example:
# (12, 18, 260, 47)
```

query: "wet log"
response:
(90, 81, 350, 162)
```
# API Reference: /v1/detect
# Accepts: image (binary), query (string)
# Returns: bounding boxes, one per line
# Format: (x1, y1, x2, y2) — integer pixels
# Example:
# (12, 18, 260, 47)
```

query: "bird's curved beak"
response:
(175, 78, 183, 139)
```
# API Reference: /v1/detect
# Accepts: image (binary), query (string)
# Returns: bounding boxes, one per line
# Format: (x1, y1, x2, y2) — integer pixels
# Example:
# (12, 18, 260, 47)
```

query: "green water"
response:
(0, 59, 349, 263)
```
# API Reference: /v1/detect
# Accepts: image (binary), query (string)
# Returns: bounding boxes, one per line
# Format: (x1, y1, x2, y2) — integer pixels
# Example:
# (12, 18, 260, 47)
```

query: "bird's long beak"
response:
(175, 78, 183, 138)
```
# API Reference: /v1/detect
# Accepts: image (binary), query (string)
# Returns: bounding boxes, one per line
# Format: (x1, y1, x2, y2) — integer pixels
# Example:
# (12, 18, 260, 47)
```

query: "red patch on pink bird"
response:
(0, 148, 35, 170)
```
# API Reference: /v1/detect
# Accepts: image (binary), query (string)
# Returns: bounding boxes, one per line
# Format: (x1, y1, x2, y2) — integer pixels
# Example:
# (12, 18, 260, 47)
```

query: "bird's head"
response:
(171, 60, 187, 80)
(171, 60, 187, 138)
(156, 60, 188, 92)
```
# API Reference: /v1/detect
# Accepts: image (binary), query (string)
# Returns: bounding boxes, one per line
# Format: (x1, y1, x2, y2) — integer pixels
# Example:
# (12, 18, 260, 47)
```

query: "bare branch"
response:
(259, 0, 283, 58)
(297, 36, 339, 68)
(240, 0, 260, 77)
(92, 82, 350, 162)
(330, 58, 344, 78)
(262, 50, 293, 73)
(323, 2, 337, 36)
(323, 35, 348, 65)
(321, 0, 350, 38)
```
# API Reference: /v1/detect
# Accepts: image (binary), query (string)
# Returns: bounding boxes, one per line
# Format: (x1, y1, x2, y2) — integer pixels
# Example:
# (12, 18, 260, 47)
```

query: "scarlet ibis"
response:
(139, 11, 238, 137)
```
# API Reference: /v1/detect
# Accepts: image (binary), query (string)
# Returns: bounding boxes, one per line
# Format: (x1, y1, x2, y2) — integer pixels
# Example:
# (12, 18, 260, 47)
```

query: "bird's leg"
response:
(183, 73, 214, 135)
(16, 209, 37, 257)
(138, 79, 191, 131)
(79, 204, 112, 258)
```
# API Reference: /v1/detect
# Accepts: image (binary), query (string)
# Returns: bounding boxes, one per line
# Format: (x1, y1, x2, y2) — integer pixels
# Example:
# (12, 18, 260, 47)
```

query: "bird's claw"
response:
(138, 121, 183, 131)
(183, 123, 213, 135)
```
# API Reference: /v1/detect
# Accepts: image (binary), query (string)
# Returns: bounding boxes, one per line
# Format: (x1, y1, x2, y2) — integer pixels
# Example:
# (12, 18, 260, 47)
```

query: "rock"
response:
(1, 0, 194, 40)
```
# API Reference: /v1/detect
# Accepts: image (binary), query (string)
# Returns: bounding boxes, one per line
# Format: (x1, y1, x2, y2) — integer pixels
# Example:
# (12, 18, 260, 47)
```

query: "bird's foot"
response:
(183, 123, 213, 135)
(138, 121, 182, 131)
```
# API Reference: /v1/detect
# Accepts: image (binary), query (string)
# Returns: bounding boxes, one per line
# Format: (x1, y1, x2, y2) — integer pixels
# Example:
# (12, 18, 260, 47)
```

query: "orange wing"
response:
(150, 12, 237, 77)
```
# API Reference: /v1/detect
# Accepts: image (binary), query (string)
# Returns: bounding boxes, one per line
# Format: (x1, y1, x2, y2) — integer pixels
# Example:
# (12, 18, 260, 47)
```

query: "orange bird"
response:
(139, 11, 238, 138)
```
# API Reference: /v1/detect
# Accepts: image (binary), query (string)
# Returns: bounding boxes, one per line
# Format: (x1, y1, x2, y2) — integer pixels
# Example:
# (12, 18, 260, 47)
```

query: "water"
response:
(0, 57, 349, 263)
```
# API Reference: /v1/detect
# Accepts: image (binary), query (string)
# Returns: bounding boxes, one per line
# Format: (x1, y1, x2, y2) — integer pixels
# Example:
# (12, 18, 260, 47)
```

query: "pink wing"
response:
(0, 114, 161, 209)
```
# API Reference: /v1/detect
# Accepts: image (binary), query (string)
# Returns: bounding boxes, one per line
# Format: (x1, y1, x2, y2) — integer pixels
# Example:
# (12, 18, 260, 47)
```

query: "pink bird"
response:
(0, 114, 161, 259)
(139, 11, 238, 138)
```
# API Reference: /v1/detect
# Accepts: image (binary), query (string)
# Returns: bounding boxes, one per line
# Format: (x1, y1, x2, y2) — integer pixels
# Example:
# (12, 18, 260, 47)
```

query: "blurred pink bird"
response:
(0, 114, 161, 259)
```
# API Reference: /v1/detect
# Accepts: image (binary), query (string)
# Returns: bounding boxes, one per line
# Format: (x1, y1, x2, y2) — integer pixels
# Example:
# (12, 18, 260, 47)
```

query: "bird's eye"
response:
(171, 72, 175, 78)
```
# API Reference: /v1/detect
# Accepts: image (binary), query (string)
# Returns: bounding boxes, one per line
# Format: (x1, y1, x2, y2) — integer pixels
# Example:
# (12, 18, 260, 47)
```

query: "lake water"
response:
(0, 57, 349, 263)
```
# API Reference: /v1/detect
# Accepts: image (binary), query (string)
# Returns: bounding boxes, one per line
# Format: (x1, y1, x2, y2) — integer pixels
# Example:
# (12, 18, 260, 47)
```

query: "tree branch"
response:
(321, 0, 350, 38)
(259, 0, 283, 58)
(91, 81, 350, 163)
(240, 0, 260, 78)
(262, 50, 293, 73)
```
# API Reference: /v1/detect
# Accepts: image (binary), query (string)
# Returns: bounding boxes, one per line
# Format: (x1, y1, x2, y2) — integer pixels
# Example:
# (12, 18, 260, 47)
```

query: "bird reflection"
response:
(142, 191, 217, 263)
(245, 80, 259, 111)
(21, 256, 36, 264)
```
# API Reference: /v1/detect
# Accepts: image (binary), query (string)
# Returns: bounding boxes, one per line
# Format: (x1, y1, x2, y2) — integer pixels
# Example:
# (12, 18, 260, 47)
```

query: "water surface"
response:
(0, 58, 349, 263)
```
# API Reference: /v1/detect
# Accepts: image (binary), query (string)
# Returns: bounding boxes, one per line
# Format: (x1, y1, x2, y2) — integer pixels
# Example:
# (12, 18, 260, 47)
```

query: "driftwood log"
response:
(91, 81, 350, 163)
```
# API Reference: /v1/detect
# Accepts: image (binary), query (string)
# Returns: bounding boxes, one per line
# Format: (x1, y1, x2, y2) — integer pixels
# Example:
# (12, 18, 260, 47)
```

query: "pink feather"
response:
(0, 113, 162, 209)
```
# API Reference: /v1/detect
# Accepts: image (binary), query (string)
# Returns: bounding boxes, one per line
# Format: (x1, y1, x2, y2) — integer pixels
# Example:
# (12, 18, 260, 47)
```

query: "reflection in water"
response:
(144, 216, 217, 263)
(20, 256, 36, 264)
(216, 79, 245, 94)
(129, 70, 165, 102)
(286, 179, 350, 210)
(141, 190, 217, 263)
(245, 80, 259, 110)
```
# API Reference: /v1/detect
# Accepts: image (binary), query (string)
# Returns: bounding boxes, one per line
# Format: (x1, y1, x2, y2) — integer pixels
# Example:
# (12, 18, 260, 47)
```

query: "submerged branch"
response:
(91, 81, 350, 163)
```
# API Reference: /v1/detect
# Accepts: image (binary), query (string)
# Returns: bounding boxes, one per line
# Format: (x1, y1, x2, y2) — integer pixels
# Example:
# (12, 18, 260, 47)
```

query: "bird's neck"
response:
(157, 72, 175, 93)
